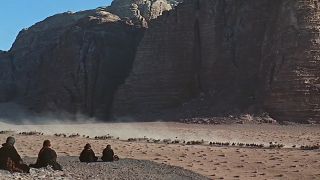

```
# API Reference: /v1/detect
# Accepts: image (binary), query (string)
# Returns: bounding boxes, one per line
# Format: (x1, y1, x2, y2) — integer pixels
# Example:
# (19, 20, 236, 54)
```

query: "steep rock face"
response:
(262, 1, 320, 122)
(1, 0, 320, 123)
(9, 10, 98, 107)
(6, 10, 144, 117)
(106, 0, 182, 22)
(0, 51, 16, 102)
(113, 0, 320, 123)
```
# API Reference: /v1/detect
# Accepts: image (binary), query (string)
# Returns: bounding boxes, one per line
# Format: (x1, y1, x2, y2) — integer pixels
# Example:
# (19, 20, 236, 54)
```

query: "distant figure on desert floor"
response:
(101, 144, 119, 162)
(0, 137, 30, 173)
(29, 140, 62, 170)
(79, 143, 98, 163)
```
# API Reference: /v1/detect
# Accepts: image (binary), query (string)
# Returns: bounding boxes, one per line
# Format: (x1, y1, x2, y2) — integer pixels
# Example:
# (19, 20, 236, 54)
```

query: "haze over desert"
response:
(0, 121, 319, 179)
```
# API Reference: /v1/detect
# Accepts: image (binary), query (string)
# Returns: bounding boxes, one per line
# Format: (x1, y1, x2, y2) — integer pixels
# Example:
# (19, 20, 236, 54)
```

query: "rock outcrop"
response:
(107, 0, 182, 22)
(113, 0, 320, 123)
(2, 9, 144, 117)
(1, 0, 320, 123)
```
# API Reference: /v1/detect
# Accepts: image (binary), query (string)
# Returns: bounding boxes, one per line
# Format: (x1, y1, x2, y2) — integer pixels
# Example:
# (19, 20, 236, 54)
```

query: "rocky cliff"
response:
(0, 9, 145, 117)
(0, 0, 181, 119)
(0, 51, 15, 102)
(107, 0, 183, 22)
(113, 0, 320, 123)
(1, 0, 320, 123)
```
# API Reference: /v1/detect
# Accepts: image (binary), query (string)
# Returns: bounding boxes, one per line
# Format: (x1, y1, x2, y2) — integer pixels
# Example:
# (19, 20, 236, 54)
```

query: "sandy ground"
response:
(0, 122, 320, 179)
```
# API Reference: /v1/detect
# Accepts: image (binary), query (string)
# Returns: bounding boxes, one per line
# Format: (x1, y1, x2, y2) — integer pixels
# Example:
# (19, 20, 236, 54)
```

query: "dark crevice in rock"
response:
(269, 64, 276, 87)
(278, 55, 286, 74)
(89, 45, 101, 117)
(79, 32, 90, 111)
(63, 85, 76, 104)
(193, 19, 203, 94)
(230, 41, 238, 69)
(195, 0, 200, 10)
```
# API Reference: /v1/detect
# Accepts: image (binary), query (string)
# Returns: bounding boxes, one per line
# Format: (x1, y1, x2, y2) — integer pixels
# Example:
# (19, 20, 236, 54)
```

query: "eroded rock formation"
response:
(113, 0, 320, 123)
(1, 9, 144, 117)
(0, 0, 320, 123)
(107, 0, 182, 22)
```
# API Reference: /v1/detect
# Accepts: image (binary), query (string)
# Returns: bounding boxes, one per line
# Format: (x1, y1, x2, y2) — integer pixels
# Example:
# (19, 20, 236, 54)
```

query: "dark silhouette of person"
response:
(102, 144, 119, 162)
(79, 143, 98, 163)
(29, 140, 62, 170)
(0, 137, 30, 173)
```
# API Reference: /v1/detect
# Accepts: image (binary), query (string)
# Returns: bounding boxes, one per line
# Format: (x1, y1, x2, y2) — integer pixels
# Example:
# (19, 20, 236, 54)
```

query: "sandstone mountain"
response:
(0, 9, 145, 118)
(107, 0, 183, 21)
(106, 0, 183, 27)
(114, 0, 320, 123)
(0, 0, 320, 123)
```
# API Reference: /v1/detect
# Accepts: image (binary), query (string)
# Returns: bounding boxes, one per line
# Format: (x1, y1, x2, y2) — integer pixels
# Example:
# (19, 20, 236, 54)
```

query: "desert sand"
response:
(0, 122, 319, 179)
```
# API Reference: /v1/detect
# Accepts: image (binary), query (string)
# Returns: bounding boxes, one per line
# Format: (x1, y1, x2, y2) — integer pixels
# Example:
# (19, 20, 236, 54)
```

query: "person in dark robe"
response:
(101, 144, 119, 162)
(29, 140, 62, 170)
(0, 137, 30, 173)
(79, 143, 98, 163)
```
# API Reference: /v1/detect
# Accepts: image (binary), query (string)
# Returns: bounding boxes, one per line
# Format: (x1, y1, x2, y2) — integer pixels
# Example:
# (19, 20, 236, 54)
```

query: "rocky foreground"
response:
(0, 157, 208, 180)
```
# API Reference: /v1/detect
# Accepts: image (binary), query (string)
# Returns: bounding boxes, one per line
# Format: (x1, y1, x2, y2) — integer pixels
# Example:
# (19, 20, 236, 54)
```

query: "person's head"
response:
(84, 143, 91, 149)
(106, 144, 111, 149)
(43, 140, 51, 147)
(6, 136, 15, 146)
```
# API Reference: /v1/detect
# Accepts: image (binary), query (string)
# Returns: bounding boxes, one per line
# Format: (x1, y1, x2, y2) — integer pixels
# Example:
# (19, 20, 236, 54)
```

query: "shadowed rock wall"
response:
(0, 51, 16, 102)
(113, 0, 320, 123)
(262, 0, 320, 122)
(1, 10, 145, 118)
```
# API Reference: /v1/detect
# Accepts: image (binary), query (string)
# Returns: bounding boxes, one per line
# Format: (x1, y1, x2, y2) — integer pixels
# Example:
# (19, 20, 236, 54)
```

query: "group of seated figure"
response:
(0, 136, 118, 173)
(80, 143, 119, 163)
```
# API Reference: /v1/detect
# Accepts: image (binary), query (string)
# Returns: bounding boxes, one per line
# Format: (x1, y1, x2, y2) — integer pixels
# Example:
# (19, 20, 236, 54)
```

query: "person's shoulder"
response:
(6, 145, 17, 151)
(82, 149, 90, 153)
(44, 147, 56, 153)
(50, 148, 57, 153)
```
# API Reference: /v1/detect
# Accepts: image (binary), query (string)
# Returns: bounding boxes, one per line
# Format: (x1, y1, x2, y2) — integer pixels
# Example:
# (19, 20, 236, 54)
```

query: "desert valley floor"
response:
(0, 122, 319, 179)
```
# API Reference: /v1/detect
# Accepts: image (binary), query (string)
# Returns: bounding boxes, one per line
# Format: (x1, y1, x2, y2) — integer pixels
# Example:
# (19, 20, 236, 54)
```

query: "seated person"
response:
(101, 144, 119, 162)
(29, 140, 62, 170)
(0, 137, 30, 173)
(79, 143, 98, 162)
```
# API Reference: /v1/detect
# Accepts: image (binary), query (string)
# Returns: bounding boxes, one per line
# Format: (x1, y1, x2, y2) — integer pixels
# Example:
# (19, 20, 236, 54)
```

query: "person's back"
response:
(38, 147, 57, 166)
(101, 145, 114, 162)
(30, 140, 62, 171)
(0, 143, 21, 168)
(79, 144, 98, 163)
(0, 137, 29, 173)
